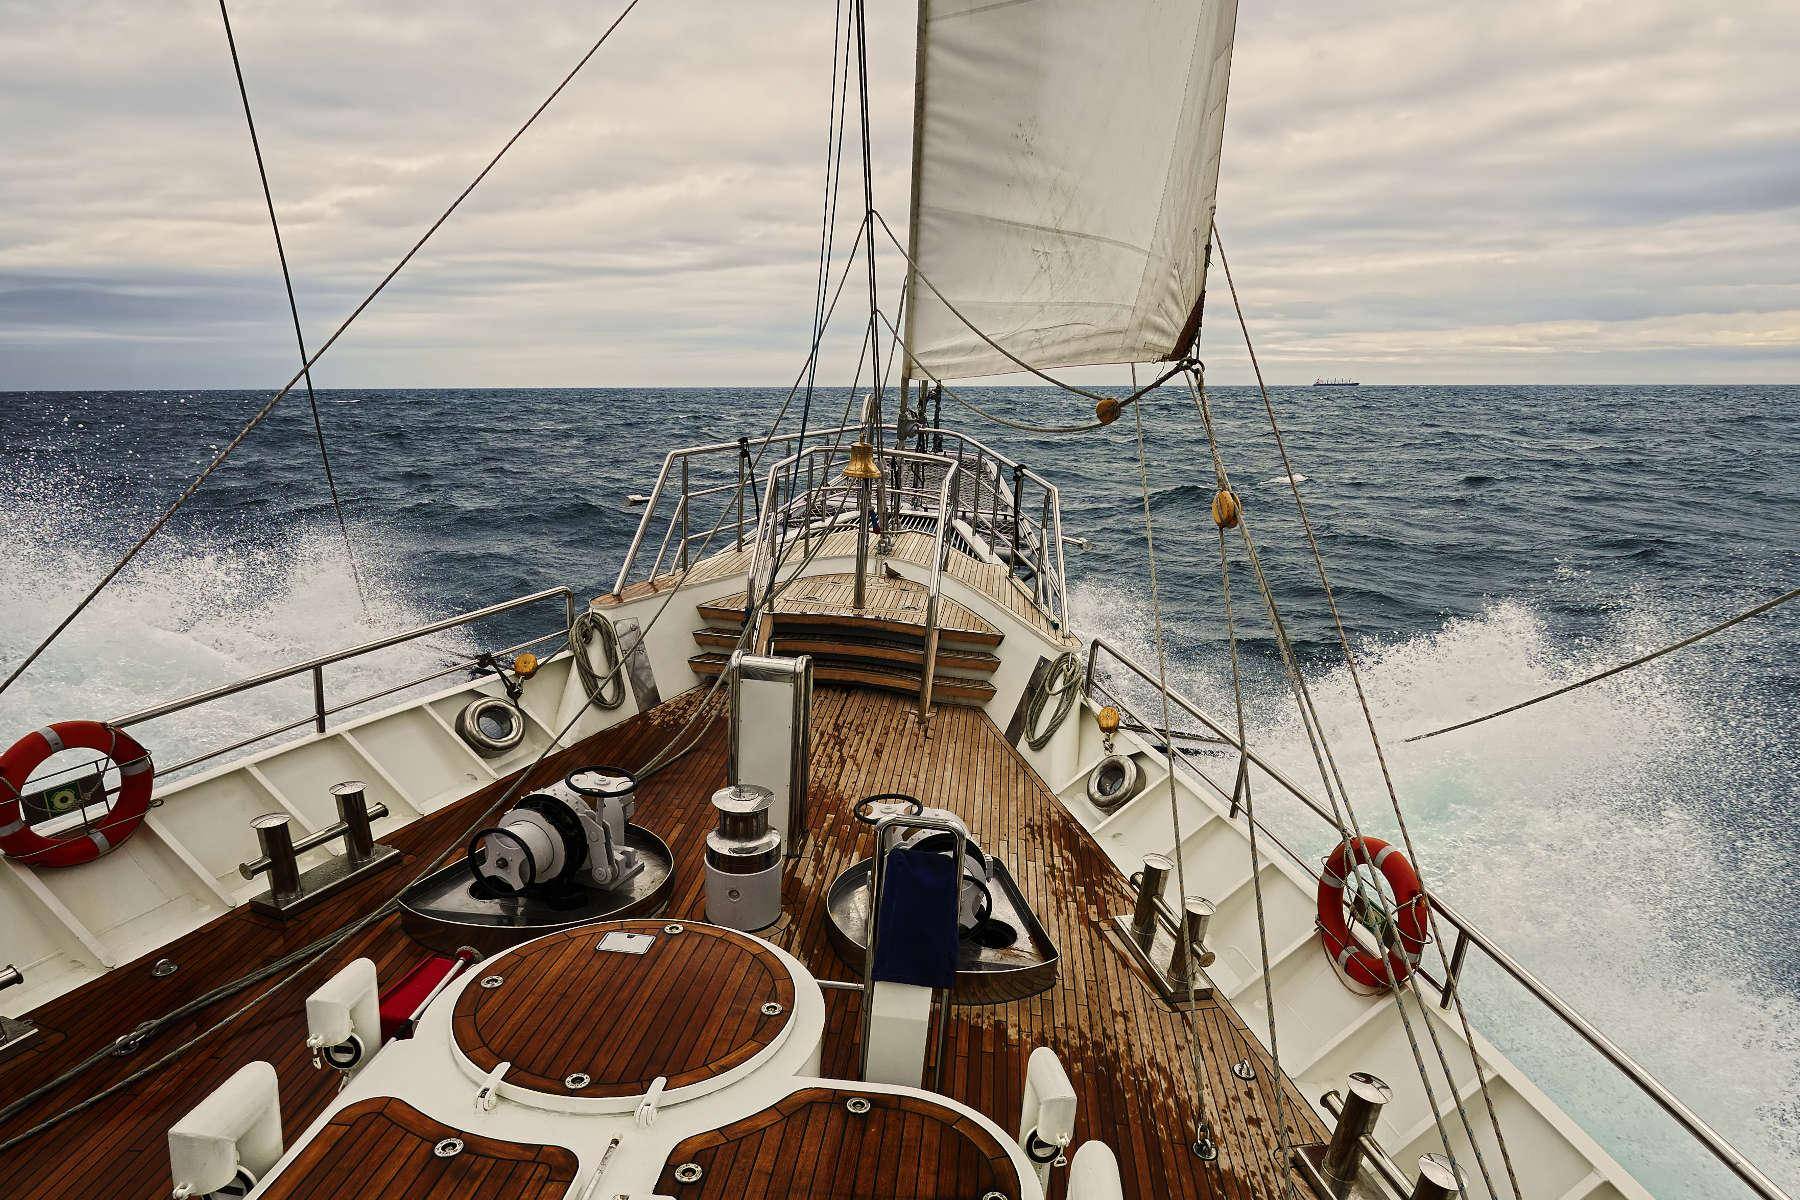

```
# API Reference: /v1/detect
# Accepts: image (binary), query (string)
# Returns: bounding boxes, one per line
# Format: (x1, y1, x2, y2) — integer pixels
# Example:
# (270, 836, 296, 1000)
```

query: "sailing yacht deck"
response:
(601, 528, 1073, 644)
(0, 685, 1320, 1200)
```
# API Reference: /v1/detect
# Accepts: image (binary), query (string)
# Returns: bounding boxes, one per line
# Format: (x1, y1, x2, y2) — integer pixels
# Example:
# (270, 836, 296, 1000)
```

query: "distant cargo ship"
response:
(1313, 377, 1360, 386)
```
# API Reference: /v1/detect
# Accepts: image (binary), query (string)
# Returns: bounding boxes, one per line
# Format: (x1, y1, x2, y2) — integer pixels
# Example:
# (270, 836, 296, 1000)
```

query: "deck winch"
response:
(888, 814, 996, 939)
(468, 765, 644, 896)
(703, 783, 784, 930)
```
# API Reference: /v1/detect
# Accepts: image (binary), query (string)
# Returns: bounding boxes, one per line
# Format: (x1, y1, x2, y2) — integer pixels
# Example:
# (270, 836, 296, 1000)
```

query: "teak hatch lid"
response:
(452, 919, 797, 1106)
(258, 1097, 577, 1200)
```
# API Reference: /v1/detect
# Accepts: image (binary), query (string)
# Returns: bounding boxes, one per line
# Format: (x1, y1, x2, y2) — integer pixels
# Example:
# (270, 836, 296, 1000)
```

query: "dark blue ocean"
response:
(2, 385, 1796, 1193)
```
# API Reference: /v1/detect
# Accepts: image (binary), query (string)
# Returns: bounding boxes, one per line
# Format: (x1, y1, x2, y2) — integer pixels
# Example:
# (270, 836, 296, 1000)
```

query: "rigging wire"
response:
(851, 0, 883, 434)
(1213, 223, 1535, 1196)
(874, 307, 1190, 434)
(1186, 368, 1483, 1196)
(871, 209, 1190, 410)
(218, 0, 365, 610)
(792, 0, 855, 499)
(1126, 372, 1216, 1160)
(0, 0, 896, 1139)
(0, 289, 873, 1153)
(1405, 587, 1799, 743)
(0, 0, 647, 702)
(1209, 453, 1302, 1198)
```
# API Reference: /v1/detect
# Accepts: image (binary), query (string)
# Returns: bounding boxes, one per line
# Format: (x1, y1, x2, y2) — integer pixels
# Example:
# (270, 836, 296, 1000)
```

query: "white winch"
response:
(468, 765, 645, 895)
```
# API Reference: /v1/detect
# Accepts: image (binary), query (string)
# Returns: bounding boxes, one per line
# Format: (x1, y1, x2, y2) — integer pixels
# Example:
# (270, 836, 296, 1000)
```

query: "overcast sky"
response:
(1, 0, 1796, 389)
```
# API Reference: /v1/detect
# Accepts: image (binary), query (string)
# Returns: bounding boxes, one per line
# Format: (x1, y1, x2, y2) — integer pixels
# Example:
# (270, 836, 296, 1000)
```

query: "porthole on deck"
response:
(449, 920, 804, 1111)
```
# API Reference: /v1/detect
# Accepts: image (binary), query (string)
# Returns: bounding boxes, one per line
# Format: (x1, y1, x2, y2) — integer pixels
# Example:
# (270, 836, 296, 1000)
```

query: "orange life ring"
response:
(1317, 835, 1429, 989)
(0, 721, 154, 869)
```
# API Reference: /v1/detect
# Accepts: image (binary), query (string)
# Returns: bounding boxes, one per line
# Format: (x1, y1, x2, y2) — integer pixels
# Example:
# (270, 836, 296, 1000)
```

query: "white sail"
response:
(902, 0, 1239, 382)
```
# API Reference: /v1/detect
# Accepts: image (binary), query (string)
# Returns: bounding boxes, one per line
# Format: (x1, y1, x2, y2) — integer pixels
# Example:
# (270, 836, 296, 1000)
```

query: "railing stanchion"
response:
(736, 439, 748, 551)
(1010, 463, 1023, 567)
(1441, 930, 1470, 1009)
(1086, 632, 1798, 1200)
(679, 456, 691, 572)
(310, 666, 326, 734)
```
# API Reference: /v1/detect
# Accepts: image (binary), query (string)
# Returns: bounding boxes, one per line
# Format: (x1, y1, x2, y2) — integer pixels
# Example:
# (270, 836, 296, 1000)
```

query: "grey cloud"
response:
(0, 0, 1795, 388)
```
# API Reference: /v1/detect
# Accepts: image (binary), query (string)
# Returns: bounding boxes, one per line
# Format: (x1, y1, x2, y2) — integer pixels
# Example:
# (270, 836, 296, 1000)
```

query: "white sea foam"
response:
(0, 476, 474, 780)
(1068, 578, 1800, 1197)
(1260, 472, 1309, 486)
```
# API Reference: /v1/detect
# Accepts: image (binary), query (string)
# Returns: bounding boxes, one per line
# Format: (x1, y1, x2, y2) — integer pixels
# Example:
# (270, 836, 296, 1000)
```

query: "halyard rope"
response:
(1189, 369, 1481, 1197)
(1214, 481, 1302, 1200)
(1212, 218, 1523, 1197)
(1128, 378, 1216, 1159)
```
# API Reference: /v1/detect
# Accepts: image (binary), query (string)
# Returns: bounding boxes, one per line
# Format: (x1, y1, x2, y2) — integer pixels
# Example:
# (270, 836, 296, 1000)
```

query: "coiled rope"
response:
(1022, 651, 1082, 750)
(570, 611, 627, 710)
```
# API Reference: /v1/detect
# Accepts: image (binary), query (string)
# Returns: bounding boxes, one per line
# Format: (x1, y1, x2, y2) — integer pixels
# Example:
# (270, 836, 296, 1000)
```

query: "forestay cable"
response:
(218, 0, 365, 608)
(0, 0, 647, 701)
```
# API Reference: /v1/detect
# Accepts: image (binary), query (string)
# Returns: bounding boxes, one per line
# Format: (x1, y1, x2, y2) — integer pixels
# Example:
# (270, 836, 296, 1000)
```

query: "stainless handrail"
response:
(1084, 635, 1792, 1200)
(112, 587, 576, 731)
(916, 462, 960, 718)
(614, 422, 1070, 626)
(614, 422, 863, 589)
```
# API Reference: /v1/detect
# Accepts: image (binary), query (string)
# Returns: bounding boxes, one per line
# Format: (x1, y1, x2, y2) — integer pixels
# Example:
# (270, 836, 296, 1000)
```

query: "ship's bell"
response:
(843, 440, 881, 480)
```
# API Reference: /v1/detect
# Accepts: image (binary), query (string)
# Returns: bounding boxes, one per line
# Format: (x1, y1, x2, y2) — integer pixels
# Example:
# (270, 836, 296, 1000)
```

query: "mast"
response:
(898, 0, 931, 424)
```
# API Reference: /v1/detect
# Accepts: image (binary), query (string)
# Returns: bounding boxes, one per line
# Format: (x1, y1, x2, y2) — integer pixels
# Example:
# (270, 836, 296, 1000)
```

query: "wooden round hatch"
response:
(452, 919, 797, 1105)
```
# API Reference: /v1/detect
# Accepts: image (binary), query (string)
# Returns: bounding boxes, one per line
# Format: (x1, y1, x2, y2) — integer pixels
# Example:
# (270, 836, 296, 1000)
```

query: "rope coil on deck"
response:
(1022, 652, 1082, 750)
(571, 611, 628, 711)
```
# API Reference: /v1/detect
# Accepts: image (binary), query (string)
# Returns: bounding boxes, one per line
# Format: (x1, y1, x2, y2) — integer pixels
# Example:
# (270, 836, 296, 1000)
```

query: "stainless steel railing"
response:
(86, 587, 579, 781)
(614, 422, 1069, 629)
(1082, 636, 1791, 1200)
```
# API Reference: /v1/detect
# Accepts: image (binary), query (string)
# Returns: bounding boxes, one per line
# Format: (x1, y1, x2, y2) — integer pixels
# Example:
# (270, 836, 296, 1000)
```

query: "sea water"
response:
(2, 384, 1796, 1195)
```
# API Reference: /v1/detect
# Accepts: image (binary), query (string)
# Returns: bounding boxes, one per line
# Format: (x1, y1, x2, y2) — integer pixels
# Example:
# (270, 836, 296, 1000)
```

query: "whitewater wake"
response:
(1068, 578, 1800, 1197)
(0, 470, 474, 779)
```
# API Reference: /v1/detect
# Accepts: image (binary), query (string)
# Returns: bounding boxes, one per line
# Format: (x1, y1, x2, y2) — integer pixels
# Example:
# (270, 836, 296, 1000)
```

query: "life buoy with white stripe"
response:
(0, 721, 154, 868)
(1316, 836, 1428, 990)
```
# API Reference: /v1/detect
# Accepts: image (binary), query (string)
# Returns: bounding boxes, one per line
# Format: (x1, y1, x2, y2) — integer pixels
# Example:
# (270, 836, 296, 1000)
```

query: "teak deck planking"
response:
(0, 686, 1320, 1200)
(698, 571, 1005, 646)
(653, 1086, 1015, 1198)
(451, 921, 794, 1098)
(258, 1097, 578, 1200)
(602, 530, 1071, 643)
